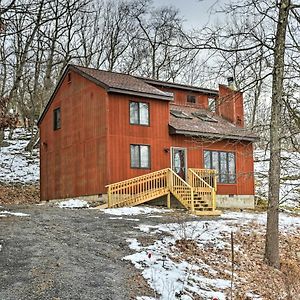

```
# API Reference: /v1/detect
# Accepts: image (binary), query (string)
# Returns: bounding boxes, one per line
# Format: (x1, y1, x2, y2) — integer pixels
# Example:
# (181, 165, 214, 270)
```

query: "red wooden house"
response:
(38, 65, 257, 215)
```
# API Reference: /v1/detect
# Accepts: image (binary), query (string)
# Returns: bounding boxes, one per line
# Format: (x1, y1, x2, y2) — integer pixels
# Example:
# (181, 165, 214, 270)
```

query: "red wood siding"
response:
(107, 93, 170, 182)
(156, 86, 212, 109)
(40, 71, 254, 200)
(107, 94, 255, 196)
(40, 70, 108, 200)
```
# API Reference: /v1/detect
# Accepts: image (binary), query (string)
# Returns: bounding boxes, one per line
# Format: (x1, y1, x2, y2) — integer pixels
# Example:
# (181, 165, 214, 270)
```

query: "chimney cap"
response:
(227, 77, 234, 84)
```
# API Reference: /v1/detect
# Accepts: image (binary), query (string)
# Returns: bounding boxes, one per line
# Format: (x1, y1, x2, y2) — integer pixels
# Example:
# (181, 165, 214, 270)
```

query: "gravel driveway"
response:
(0, 204, 179, 300)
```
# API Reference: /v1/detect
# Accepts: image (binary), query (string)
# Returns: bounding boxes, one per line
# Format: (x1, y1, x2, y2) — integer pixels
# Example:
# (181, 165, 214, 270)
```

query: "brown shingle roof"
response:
(72, 65, 172, 100)
(138, 76, 219, 95)
(169, 104, 257, 141)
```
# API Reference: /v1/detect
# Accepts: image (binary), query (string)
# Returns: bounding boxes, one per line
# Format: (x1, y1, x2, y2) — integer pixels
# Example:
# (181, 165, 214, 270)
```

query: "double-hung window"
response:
(130, 101, 149, 125)
(130, 144, 150, 169)
(204, 150, 236, 183)
(53, 107, 61, 130)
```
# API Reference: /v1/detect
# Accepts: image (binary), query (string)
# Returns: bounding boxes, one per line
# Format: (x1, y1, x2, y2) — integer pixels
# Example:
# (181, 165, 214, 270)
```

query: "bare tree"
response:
(265, 0, 291, 269)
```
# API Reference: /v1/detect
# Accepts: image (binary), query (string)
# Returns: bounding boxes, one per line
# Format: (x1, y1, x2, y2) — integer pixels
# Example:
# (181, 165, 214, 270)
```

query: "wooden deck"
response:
(106, 168, 221, 216)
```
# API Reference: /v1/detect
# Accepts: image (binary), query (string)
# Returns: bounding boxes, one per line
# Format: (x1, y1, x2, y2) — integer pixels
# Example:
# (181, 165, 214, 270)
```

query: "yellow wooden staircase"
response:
(106, 168, 221, 216)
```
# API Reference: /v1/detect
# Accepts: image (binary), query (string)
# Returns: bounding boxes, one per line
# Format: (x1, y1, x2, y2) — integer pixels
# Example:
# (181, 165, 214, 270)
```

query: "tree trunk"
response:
(25, 128, 39, 153)
(264, 0, 291, 269)
(0, 128, 4, 146)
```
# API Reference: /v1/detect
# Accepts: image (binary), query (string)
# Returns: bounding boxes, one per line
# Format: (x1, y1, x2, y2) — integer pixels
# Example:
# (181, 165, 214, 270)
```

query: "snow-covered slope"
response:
(0, 128, 39, 184)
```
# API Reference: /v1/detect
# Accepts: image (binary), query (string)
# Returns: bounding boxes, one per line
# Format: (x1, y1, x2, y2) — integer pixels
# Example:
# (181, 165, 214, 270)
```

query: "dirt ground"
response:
(0, 204, 181, 300)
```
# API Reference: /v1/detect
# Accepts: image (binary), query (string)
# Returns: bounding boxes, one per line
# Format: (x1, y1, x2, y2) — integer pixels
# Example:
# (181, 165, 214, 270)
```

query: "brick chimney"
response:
(216, 81, 244, 127)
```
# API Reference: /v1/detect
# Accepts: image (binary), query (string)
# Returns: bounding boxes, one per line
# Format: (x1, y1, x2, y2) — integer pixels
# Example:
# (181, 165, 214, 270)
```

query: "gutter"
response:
(169, 126, 259, 142)
(107, 88, 173, 101)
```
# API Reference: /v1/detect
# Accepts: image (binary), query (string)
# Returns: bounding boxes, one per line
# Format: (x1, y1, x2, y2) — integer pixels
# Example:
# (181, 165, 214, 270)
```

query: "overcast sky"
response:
(151, 0, 226, 29)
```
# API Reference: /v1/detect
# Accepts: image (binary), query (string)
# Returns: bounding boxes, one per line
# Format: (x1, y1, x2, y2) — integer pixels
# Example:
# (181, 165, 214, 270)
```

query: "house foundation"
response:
(216, 195, 255, 209)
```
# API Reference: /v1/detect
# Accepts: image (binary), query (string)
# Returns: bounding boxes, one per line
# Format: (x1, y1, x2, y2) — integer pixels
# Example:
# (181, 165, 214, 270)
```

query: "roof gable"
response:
(72, 65, 172, 100)
(37, 64, 172, 126)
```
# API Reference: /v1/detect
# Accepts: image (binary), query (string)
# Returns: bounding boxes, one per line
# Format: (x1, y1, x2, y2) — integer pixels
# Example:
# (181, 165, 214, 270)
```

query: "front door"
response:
(171, 147, 187, 180)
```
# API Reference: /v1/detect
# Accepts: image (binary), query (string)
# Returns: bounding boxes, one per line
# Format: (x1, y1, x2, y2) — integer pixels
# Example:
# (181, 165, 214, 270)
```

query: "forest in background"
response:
(0, 0, 299, 149)
(0, 0, 300, 268)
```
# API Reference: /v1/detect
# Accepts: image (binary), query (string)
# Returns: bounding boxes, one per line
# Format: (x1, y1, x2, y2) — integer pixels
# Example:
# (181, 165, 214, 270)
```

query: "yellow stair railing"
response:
(188, 169, 217, 210)
(168, 169, 195, 213)
(106, 168, 220, 216)
(107, 168, 169, 208)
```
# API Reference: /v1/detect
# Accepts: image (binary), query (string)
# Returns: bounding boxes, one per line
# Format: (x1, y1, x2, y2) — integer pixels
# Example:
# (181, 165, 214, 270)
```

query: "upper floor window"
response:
(130, 144, 150, 169)
(53, 107, 61, 130)
(204, 150, 236, 184)
(208, 98, 216, 112)
(130, 101, 149, 125)
(187, 94, 196, 104)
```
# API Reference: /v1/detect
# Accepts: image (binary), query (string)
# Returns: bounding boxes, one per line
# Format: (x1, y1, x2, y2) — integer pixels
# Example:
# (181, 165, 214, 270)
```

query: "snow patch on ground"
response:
(57, 199, 89, 209)
(0, 210, 30, 217)
(223, 211, 300, 232)
(0, 128, 39, 184)
(127, 238, 142, 251)
(126, 211, 300, 300)
(103, 206, 169, 216)
(109, 217, 140, 221)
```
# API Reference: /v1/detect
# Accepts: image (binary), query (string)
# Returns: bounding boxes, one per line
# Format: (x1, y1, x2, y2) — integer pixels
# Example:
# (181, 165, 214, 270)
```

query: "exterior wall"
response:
(155, 86, 215, 109)
(107, 92, 255, 197)
(107, 93, 171, 183)
(39, 70, 108, 200)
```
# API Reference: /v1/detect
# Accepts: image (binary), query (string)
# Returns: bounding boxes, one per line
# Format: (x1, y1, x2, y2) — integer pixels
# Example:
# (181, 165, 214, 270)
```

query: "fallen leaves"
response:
(0, 183, 40, 204)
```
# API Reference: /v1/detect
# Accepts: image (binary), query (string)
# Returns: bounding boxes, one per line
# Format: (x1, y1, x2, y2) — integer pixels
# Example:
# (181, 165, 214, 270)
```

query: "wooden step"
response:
(195, 206, 215, 211)
(194, 210, 222, 216)
(194, 204, 209, 208)
(94, 203, 108, 209)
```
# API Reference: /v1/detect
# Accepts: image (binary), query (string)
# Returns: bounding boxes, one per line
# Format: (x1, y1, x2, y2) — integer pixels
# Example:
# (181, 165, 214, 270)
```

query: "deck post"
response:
(167, 192, 171, 209)
(190, 189, 195, 213)
(212, 188, 216, 211)
(167, 169, 173, 193)
(107, 186, 111, 208)
(213, 170, 217, 192)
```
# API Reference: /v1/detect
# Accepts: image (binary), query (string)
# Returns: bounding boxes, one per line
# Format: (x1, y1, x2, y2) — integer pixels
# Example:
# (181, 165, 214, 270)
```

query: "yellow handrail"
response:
(167, 168, 194, 212)
(106, 168, 169, 208)
(106, 168, 216, 213)
(189, 168, 217, 191)
(188, 168, 217, 210)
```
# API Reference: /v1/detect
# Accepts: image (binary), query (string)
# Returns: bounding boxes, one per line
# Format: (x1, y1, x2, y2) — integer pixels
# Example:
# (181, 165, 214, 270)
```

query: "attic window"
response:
(187, 95, 196, 103)
(208, 98, 216, 112)
(170, 110, 192, 119)
(192, 112, 218, 123)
